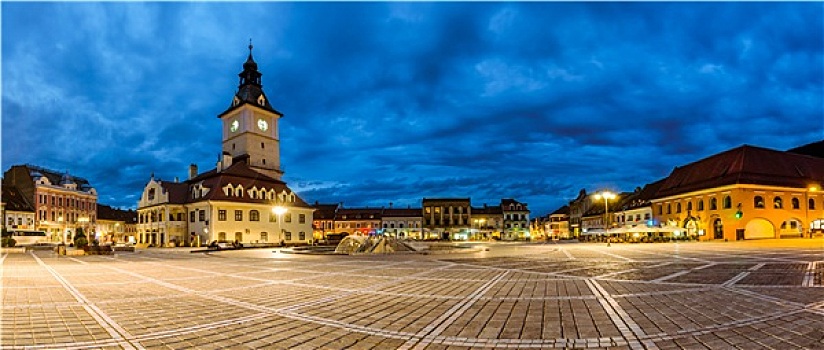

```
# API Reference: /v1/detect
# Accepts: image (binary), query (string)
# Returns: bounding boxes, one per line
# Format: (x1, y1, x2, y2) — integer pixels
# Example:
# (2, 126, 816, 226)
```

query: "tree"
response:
(74, 227, 88, 249)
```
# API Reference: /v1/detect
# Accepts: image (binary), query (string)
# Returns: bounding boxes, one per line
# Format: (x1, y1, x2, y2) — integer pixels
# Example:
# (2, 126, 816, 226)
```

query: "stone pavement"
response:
(2, 240, 824, 349)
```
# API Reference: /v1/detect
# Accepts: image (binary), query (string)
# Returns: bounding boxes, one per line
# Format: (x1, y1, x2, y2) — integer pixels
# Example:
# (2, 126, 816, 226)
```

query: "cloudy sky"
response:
(3, 3, 823, 216)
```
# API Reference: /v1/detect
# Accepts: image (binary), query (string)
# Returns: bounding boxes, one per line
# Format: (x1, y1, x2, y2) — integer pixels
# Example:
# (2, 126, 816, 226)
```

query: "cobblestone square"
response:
(2, 240, 823, 349)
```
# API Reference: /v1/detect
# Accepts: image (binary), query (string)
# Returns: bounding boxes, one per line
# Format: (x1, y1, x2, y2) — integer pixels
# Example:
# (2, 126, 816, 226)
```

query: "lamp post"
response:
(806, 186, 818, 238)
(272, 205, 287, 245)
(57, 216, 67, 244)
(593, 191, 616, 240)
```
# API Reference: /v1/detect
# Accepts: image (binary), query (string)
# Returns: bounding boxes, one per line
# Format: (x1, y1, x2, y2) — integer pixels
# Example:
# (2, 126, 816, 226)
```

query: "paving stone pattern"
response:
(2, 240, 824, 349)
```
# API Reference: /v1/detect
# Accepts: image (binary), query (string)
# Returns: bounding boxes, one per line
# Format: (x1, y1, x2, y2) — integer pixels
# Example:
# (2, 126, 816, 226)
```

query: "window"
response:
(199, 210, 205, 222)
(218, 210, 227, 221)
(774, 196, 783, 209)
(250, 210, 260, 221)
(658, 204, 663, 215)
(235, 210, 243, 221)
(810, 198, 817, 210)
(754, 196, 765, 209)
(676, 203, 682, 213)
(299, 214, 306, 224)
(299, 232, 306, 240)
(687, 202, 693, 211)
(190, 212, 195, 222)
(285, 213, 292, 223)
(269, 213, 276, 222)
(218, 232, 226, 241)
(425, 207, 431, 214)
(722, 196, 732, 209)
(435, 207, 441, 214)
(667, 204, 671, 214)
(285, 232, 292, 240)
(644, 213, 650, 220)
(261, 232, 268, 241)
(710, 198, 718, 210)
(792, 198, 800, 209)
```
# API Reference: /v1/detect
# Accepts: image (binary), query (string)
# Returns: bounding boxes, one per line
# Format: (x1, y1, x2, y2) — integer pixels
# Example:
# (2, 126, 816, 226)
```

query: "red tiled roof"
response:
(656, 145, 824, 198)
(184, 161, 312, 208)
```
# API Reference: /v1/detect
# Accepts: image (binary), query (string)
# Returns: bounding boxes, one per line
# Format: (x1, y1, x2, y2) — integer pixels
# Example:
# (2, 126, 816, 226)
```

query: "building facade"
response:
(136, 44, 313, 247)
(96, 204, 138, 244)
(501, 198, 530, 240)
(422, 198, 471, 240)
(4, 165, 97, 243)
(382, 207, 423, 239)
(651, 145, 824, 241)
(334, 208, 383, 236)
(2, 185, 36, 232)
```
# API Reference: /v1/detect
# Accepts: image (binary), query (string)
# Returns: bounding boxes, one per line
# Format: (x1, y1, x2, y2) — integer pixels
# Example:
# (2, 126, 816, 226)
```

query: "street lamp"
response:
(58, 216, 65, 244)
(806, 186, 818, 238)
(272, 205, 287, 245)
(593, 191, 617, 239)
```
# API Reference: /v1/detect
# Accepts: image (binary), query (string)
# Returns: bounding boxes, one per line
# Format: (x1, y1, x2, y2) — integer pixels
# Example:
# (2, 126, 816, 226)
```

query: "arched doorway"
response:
(779, 219, 802, 238)
(744, 218, 775, 239)
(713, 219, 723, 239)
(683, 217, 700, 239)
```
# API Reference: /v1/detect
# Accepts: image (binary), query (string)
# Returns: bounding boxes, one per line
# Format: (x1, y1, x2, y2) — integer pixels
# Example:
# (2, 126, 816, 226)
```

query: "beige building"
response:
(137, 44, 313, 247)
(382, 207, 423, 239)
(96, 204, 138, 244)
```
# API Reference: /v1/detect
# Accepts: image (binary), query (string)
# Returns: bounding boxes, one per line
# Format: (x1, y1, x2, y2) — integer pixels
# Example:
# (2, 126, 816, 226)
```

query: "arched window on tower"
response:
(774, 196, 783, 209)
(792, 197, 800, 209)
(722, 196, 732, 209)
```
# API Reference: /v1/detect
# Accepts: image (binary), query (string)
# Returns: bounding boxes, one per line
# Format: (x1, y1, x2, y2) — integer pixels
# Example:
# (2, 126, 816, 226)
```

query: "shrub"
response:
(74, 228, 88, 249)
(1, 237, 17, 247)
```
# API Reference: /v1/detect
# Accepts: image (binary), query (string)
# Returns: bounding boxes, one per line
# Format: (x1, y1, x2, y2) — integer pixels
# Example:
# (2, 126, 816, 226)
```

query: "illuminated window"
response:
(218, 210, 226, 221)
(810, 198, 816, 210)
(774, 197, 783, 209)
(792, 198, 800, 209)
(710, 198, 718, 210)
(722, 196, 732, 209)
(754, 196, 765, 209)
(250, 210, 260, 221)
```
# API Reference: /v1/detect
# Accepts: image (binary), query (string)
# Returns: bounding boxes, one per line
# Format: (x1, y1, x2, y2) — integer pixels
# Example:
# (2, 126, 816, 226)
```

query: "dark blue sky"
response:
(3, 3, 823, 216)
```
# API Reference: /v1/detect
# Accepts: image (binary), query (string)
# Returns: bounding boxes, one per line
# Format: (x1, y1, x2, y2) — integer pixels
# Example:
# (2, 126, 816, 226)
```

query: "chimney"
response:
(174, 177, 179, 183)
(222, 152, 233, 170)
(389, 202, 393, 208)
(189, 164, 198, 180)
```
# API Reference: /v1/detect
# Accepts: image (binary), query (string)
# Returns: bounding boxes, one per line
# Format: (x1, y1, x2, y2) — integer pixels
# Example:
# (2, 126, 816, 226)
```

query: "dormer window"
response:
(232, 96, 240, 106)
(257, 95, 266, 105)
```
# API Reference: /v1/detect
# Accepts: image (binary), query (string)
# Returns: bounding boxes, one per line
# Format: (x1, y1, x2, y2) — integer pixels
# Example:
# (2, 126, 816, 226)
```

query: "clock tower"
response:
(218, 42, 283, 180)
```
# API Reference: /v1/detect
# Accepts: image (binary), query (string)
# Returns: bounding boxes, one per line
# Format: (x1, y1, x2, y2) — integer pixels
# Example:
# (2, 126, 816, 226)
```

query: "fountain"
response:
(333, 235, 417, 254)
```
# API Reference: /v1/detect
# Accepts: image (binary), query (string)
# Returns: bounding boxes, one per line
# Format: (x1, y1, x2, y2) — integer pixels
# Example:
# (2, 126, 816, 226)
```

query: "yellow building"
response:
(652, 145, 824, 241)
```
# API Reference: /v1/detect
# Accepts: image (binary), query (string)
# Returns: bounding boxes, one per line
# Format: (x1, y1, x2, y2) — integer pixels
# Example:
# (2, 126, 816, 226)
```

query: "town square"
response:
(2, 240, 823, 349)
(2, 2, 823, 349)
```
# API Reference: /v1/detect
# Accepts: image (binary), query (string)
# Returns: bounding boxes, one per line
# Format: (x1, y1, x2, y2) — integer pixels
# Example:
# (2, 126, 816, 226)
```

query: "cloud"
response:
(3, 2, 822, 217)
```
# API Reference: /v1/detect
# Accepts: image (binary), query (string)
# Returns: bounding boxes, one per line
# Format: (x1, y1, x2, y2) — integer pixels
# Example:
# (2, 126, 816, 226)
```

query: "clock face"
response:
(230, 120, 239, 132)
(257, 119, 268, 132)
